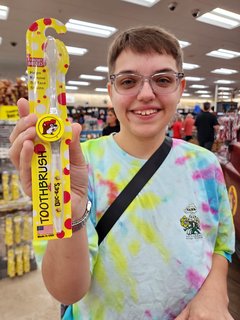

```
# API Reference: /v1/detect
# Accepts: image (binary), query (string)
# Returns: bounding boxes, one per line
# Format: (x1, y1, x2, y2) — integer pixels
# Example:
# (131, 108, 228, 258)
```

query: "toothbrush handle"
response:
(51, 141, 63, 233)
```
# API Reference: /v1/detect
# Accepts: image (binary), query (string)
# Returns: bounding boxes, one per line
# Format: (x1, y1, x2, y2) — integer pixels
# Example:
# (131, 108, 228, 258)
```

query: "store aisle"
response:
(0, 269, 59, 320)
(0, 254, 239, 320)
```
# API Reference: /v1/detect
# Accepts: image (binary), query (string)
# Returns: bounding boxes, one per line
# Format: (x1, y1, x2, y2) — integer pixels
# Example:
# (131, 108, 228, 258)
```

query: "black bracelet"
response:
(72, 200, 92, 232)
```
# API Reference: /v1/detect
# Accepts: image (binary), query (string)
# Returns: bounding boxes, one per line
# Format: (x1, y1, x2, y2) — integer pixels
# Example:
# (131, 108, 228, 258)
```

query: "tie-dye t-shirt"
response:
(36, 135, 235, 320)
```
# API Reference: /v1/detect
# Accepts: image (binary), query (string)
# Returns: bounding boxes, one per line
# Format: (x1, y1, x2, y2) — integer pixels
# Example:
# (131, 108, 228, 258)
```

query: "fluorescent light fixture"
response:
(94, 66, 109, 73)
(68, 80, 90, 86)
(197, 8, 240, 29)
(185, 76, 205, 81)
(0, 5, 9, 20)
(95, 88, 108, 92)
(219, 95, 231, 100)
(79, 74, 105, 80)
(66, 85, 78, 90)
(121, 0, 160, 7)
(183, 63, 200, 70)
(211, 68, 238, 75)
(0, 37, 2, 45)
(195, 90, 211, 94)
(218, 87, 233, 91)
(66, 19, 117, 38)
(200, 94, 212, 98)
(66, 46, 88, 56)
(182, 93, 191, 97)
(218, 92, 231, 95)
(190, 84, 209, 89)
(179, 40, 191, 48)
(214, 80, 235, 84)
(206, 48, 240, 59)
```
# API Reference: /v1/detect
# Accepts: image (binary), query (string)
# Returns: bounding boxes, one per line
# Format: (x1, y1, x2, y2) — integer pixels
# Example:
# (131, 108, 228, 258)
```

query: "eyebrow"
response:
(115, 68, 176, 75)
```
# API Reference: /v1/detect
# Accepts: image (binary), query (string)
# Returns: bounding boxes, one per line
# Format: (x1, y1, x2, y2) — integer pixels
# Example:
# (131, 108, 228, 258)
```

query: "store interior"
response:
(0, 0, 240, 319)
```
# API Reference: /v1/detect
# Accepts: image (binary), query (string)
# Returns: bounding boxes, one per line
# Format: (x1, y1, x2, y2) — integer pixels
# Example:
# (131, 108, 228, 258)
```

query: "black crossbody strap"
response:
(96, 136, 172, 245)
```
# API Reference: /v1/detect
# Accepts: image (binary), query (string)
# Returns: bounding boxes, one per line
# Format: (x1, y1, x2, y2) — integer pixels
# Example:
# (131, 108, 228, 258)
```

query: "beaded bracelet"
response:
(72, 200, 92, 233)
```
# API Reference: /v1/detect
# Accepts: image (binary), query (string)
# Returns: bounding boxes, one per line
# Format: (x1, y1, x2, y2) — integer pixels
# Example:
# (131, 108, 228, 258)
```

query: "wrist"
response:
(72, 200, 92, 233)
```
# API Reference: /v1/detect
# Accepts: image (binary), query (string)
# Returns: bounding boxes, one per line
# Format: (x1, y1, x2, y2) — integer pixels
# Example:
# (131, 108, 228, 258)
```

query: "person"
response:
(171, 113, 183, 139)
(182, 113, 195, 141)
(9, 26, 235, 320)
(194, 102, 219, 151)
(102, 107, 120, 136)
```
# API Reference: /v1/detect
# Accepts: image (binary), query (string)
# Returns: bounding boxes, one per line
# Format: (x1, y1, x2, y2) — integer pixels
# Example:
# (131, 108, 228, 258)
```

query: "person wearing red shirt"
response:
(172, 114, 183, 139)
(182, 113, 195, 141)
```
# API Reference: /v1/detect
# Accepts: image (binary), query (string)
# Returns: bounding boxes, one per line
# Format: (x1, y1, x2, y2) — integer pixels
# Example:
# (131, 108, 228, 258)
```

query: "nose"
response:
(137, 78, 155, 100)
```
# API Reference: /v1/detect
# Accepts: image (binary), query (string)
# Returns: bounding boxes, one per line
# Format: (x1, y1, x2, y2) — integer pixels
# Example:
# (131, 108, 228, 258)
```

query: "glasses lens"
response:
(115, 74, 141, 95)
(151, 72, 179, 93)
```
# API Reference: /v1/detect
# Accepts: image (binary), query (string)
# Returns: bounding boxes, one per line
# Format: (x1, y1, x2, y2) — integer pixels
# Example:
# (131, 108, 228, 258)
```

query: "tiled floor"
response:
(0, 254, 239, 320)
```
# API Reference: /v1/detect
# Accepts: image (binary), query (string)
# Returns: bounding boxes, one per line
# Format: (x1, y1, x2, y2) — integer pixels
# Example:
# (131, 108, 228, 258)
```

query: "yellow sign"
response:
(0, 105, 19, 120)
(228, 185, 238, 216)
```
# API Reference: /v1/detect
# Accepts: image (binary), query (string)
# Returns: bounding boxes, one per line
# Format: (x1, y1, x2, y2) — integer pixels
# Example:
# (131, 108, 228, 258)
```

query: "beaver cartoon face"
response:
(42, 119, 58, 135)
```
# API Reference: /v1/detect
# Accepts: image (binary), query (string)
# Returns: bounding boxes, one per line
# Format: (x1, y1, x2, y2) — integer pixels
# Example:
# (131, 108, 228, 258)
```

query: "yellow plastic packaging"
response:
(26, 18, 72, 240)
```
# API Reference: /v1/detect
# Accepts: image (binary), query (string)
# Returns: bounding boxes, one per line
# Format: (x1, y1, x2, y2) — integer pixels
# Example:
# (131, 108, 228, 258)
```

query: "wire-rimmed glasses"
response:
(110, 71, 184, 95)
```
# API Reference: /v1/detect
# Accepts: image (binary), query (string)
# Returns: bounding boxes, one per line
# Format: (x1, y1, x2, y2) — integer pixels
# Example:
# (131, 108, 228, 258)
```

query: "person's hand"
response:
(9, 98, 88, 219)
(174, 288, 234, 320)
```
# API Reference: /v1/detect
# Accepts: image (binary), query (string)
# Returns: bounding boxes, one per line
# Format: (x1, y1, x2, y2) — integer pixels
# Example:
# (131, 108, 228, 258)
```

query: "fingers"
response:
(18, 140, 35, 197)
(69, 123, 86, 166)
(9, 98, 38, 144)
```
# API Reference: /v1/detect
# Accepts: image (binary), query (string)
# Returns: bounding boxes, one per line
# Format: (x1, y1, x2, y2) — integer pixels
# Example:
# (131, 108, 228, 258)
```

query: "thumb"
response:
(174, 306, 189, 320)
(69, 123, 85, 166)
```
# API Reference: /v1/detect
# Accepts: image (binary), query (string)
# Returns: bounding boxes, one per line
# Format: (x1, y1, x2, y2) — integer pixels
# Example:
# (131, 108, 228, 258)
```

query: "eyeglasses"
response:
(110, 71, 184, 96)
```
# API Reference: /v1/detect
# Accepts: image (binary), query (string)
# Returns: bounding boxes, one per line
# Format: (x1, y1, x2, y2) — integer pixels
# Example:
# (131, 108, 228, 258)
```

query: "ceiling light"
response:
(66, 46, 88, 56)
(195, 90, 211, 94)
(218, 87, 233, 91)
(94, 66, 109, 73)
(0, 5, 9, 20)
(65, 86, 78, 90)
(214, 80, 235, 84)
(218, 92, 231, 95)
(206, 48, 240, 59)
(121, 0, 160, 7)
(200, 94, 212, 98)
(211, 68, 238, 75)
(66, 19, 117, 38)
(79, 74, 105, 80)
(196, 7, 240, 29)
(67, 80, 90, 86)
(0, 37, 2, 45)
(95, 88, 108, 92)
(179, 40, 191, 48)
(185, 76, 205, 81)
(182, 93, 191, 97)
(183, 63, 200, 70)
(190, 84, 209, 89)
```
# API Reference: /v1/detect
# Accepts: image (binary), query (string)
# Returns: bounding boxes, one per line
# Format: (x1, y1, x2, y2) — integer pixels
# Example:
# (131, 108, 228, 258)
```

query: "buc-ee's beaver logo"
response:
(36, 115, 64, 142)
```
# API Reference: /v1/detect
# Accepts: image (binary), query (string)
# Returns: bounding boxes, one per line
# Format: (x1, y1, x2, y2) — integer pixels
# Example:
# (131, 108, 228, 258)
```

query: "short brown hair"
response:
(107, 26, 183, 75)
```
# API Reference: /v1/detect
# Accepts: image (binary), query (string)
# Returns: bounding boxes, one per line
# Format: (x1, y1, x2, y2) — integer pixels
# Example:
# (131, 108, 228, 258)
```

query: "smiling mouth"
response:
(133, 109, 159, 116)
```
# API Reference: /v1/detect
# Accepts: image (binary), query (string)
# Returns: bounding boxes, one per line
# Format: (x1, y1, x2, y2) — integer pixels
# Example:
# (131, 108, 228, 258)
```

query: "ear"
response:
(179, 78, 186, 95)
(107, 82, 112, 99)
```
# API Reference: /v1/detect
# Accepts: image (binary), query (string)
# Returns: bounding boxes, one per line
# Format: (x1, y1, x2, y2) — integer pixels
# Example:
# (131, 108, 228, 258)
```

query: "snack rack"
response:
(0, 118, 37, 279)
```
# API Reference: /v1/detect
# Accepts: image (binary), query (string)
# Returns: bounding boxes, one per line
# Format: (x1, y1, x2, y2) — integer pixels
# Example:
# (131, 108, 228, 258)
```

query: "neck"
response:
(114, 130, 166, 159)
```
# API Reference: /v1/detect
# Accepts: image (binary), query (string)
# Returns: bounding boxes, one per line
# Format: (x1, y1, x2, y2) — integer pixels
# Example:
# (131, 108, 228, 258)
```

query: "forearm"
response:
(200, 253, 229, 303)
(42, 200, 91, 305)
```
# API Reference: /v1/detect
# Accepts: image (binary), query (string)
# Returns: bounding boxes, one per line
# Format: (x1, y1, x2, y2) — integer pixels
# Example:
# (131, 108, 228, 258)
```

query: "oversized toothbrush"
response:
(26, 18, 72, 240)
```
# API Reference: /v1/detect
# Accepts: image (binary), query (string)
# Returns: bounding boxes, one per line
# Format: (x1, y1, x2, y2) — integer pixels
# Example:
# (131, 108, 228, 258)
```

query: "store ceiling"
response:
(0, 0, 239, 100)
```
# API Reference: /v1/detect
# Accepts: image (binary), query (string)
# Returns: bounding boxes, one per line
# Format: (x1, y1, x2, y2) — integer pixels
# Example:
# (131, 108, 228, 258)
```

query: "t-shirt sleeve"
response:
(213, 160, 235, 262)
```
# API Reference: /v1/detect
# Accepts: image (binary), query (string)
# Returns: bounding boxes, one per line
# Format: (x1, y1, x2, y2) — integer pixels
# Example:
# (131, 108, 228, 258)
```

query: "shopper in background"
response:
(194, 101, 219, 151)
(102, 107, 120, 136)
(9, 26, 234, 320)
(182, 113, 195, 141)
(171, 113, 183, 139)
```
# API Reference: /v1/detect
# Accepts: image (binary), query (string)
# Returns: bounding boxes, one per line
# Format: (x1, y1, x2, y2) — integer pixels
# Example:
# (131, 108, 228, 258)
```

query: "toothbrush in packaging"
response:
(26, 18, 72, 240)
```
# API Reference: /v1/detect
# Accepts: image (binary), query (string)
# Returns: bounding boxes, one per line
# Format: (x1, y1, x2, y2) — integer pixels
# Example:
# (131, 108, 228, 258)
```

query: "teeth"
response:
(134, 109, 158, 116)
